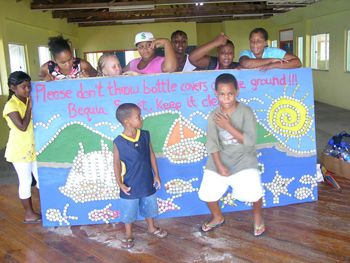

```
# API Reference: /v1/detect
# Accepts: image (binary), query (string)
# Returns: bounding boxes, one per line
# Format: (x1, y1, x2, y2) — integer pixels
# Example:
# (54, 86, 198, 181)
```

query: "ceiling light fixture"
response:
(109, 4, 155, 12)
(121, 18, 156, 24)
(232, 13, 266, 18)
(78, 18, 156, 24)
(31, 1, 268, 11)
(77, 10, 276, 25)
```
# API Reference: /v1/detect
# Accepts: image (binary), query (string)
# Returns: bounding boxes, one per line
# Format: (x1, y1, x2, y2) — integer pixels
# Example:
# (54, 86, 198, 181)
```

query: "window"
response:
(271, 40, 278, 48)
(84, 50, 140, 69)
(38, 46, 51, 66)
(311, 33, 329, 70)
(279, 29, 294, 54)
(86, 52, 103, 69)
(297, 36, 303, 65)
(125, 50, 140, 65)
(8, 43, 27, 72)
(347, 30, 350, 72)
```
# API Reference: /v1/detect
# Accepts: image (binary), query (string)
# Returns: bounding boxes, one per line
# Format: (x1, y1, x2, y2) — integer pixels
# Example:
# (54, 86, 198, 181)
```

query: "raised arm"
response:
(80, 59, 97, 77)
(39, 63, 54, 81)
(7, 97, 32, 131)
(152, 38, 177, 73)
(123, 62, 131, 73)
(189, 33, 229, 68)
(206, 113, 229, 177)
(214, 112, 244, 144)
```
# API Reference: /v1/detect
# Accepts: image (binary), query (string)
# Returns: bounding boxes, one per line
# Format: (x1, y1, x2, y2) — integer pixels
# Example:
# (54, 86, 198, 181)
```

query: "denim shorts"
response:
(120, 192, 159, 223)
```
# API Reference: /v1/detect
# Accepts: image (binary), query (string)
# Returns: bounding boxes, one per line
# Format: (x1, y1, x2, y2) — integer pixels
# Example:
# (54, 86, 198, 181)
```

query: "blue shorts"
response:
(120, 192, 159, 224)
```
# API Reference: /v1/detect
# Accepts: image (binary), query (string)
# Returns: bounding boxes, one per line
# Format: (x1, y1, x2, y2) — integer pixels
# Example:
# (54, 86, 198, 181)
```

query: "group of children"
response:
(104, 73, 264, 249)
(3, 27, 302, 249)
(39, 27, 301, 81)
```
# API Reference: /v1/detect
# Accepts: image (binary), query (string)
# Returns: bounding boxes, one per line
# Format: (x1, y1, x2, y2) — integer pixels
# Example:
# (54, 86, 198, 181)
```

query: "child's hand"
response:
(259, 63, 273, 72)
(78, 70, 89, 78)
(44, 73, 55, 82)
(214, 32, 230, 47)
(259, 59, 288, 71)
(27, 96, 32, 110)
(272, 58, 288, 64)
(119, 184, 131, 195)
(214, 112, 232, 130)
(151, 38, 170, 49)
(122, 71, 139, 76)
(218, 165, 230, 177)
(153, 177, 161, 190)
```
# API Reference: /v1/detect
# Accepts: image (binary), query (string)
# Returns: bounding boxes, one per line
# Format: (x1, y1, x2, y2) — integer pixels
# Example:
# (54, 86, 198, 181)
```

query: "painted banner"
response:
(32, 68, 317, 227)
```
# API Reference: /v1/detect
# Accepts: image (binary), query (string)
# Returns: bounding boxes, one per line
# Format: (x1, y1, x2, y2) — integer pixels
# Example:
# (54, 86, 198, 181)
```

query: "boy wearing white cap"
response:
(123, 32, 177, 74)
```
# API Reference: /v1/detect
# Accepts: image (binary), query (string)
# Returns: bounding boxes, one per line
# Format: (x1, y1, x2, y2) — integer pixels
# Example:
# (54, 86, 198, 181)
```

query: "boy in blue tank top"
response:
(114, 103, 167, 249)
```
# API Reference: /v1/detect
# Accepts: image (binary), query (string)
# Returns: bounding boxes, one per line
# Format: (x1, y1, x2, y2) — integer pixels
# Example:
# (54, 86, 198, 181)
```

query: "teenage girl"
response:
(170, 30, 196, 72)
(123, 32, 177, 74)
(3, 71, 41, 223)
(40, 35, 97, 80)
(239, 27, 301, 70)
(189, 32, 240, 70)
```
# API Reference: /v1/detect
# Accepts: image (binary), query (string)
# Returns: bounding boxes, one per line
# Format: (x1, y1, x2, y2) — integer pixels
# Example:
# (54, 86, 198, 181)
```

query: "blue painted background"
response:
(32, 68, 317, 227)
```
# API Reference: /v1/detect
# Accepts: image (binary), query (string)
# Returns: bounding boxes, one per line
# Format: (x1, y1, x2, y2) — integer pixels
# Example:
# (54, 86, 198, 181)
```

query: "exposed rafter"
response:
(30, 0, 320, 27)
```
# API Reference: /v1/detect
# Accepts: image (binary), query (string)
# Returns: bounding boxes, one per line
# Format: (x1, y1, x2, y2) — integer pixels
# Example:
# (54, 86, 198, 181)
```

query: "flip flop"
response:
(150, 228, 168, 238)
(254, 222, 265, 236)
(121, 238, 134, 249)
(201, 219, 225, 232)
(23, 217, 42, 224)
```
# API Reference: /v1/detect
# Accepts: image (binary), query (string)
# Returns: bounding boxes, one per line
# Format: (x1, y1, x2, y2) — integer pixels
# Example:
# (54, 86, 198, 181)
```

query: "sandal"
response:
(23, 214, 42, 224)
(151, 228, 168, 238)
(121, 238, 134, 249)
(201, 219, 225, 232)
(23, 218, 42, 224)
(254, 222, 265, 236)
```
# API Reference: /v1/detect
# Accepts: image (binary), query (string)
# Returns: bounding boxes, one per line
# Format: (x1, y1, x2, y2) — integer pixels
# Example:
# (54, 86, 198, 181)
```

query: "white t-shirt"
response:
(182, 54, 196, 72)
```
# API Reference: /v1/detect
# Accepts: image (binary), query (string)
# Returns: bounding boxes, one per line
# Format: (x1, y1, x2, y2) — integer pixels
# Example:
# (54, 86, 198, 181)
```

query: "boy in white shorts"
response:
(198, 73, 265, 236)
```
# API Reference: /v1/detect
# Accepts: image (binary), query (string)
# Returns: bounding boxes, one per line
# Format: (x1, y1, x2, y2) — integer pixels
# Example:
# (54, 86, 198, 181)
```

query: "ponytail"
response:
(7, 89, 15, 101)
(48, 35, 71, 58)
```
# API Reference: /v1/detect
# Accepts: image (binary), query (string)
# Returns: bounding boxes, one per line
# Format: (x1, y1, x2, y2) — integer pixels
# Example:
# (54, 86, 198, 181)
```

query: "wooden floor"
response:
(1, 177, 350, 263)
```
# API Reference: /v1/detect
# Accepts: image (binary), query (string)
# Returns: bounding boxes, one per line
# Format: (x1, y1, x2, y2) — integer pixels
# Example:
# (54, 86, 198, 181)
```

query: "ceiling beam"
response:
(52, 4, 277, 19)
(67, 10, 279, 24)
(31, 0, 267, 11)
(30, 0, 318, 27)
(77, 14, 272, 27)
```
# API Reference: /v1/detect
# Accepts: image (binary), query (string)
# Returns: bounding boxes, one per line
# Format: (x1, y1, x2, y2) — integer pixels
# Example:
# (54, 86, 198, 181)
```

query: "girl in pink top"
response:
(123, 32, 177, 74)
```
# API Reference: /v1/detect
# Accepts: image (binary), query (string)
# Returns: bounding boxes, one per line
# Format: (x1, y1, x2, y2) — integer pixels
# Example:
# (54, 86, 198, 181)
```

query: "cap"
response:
(134, 32, 155, 46)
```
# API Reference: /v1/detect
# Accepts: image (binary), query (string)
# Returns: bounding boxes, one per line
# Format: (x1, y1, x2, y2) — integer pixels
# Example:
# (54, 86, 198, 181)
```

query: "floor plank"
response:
(1, 177, 350, 263)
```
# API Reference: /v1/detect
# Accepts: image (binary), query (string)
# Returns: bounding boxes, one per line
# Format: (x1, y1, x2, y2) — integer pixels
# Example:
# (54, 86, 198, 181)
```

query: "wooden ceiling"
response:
(30, 0, 319, 27)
